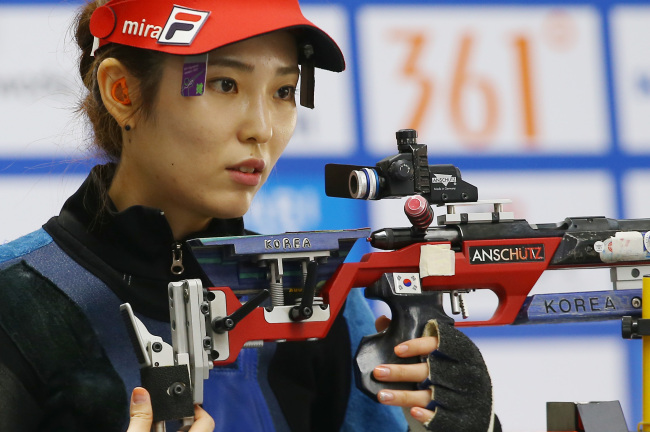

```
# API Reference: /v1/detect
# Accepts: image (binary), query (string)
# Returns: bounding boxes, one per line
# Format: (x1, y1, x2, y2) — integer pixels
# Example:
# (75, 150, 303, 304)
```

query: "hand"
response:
(126, 387, 215, 432)
(371, 315, 438, 425)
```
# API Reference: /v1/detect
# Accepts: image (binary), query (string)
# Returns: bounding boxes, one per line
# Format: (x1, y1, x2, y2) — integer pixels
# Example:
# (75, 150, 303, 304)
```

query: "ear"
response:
(97, 58, 139, 128)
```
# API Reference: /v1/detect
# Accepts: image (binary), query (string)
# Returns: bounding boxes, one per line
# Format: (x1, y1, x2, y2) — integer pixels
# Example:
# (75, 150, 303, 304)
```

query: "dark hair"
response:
(74, 0, 166, 161)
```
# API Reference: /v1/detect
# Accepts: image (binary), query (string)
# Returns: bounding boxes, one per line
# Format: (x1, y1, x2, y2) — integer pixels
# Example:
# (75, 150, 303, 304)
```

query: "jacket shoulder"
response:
(0, 228, 53, 266)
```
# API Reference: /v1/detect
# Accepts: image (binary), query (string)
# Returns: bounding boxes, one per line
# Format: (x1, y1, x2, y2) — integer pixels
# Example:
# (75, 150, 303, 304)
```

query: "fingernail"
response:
(374, 366, 390, 377)
(378, 391, 394, 402)
(132, 387, 149, 405)
(395, 344, 408, 355)
(412, 408, 424, 419)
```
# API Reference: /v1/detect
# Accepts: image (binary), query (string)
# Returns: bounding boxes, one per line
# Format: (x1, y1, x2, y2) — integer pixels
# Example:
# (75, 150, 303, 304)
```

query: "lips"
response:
(227, 158, 265, 186)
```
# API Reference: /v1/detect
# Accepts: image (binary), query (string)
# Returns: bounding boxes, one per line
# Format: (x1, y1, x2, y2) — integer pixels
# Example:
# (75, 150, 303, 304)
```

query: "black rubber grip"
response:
(354, 273, 453, 400)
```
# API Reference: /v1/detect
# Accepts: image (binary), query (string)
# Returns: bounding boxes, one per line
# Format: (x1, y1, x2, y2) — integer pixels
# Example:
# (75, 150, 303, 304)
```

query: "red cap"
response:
(89, 0, 345, 72)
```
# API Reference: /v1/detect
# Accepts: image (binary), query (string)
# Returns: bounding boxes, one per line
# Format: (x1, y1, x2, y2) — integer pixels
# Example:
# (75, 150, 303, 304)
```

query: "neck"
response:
(108, 163, 211, 241)
(162, 211, 212, 241)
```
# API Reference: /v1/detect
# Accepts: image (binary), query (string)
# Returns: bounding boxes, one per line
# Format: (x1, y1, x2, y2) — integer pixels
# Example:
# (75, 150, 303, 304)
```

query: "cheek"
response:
(269, 131, 292, 165)
(272, 111, 297, 157)
(168, 111, 223, 158)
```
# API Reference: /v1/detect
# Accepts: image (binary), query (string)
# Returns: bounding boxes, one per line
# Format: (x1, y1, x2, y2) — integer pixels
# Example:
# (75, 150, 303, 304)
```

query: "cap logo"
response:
(122, 19, 162, 39)
(158, 6, 210, 46)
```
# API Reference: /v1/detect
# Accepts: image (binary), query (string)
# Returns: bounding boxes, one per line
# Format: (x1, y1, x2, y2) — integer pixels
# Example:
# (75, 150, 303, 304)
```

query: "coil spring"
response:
(295, 297, 324, 306)
(270, 281, 284, 306)
(243, 340, 264, 349)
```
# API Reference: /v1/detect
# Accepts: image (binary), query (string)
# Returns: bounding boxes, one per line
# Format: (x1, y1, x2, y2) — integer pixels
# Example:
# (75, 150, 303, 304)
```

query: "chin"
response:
(211, 203, 251, 220)
(203, 190, 256, 220)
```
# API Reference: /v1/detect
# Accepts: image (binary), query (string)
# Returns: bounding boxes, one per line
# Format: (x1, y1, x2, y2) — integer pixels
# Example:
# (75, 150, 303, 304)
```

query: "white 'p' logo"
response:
(158, 6, 210, 46)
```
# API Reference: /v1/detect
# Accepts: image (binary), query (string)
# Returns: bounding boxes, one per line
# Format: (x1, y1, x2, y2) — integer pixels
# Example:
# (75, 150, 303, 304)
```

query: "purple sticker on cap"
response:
(181, 54, 207, 97)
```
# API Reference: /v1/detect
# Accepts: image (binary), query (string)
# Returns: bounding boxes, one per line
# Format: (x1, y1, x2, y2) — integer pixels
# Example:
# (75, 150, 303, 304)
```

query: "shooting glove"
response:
(420, 319, 501, 432)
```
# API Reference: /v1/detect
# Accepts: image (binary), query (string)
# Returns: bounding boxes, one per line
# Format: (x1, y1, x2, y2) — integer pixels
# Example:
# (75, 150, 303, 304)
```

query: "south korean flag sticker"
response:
(393, 273, 422, 294)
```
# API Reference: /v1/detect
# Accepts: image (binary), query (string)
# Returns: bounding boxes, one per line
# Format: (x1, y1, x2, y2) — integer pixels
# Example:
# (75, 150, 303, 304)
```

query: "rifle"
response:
(120, 129, 650, 428)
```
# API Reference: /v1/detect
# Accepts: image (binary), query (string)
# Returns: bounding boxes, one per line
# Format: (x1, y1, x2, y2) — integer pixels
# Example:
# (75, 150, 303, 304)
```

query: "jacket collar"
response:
(45, 163, 245, 320)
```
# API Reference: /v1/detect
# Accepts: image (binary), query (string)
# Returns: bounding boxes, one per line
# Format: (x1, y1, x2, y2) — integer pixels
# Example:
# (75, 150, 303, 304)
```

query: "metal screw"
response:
(169, 382, 185, 396)
(632, 297, 642, 309)
(152, 342, 163, 352)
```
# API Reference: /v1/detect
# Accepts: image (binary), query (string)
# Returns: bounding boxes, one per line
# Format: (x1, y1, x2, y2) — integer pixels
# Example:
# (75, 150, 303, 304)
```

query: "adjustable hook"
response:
(290, 260, 318, 321)
(211, 289, 271, 333)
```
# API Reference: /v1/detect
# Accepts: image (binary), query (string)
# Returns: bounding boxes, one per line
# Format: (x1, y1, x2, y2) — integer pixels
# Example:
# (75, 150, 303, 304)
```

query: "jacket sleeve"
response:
(0, 325, 44, 431)
(0, 261, 128, 432)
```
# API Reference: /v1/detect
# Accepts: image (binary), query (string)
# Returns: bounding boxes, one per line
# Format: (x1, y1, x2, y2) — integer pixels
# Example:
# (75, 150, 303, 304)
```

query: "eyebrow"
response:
(208, 57, 299, 76)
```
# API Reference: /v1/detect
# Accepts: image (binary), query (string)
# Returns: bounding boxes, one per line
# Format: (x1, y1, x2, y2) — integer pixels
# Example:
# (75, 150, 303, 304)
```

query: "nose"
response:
(238, 95, 273, 145)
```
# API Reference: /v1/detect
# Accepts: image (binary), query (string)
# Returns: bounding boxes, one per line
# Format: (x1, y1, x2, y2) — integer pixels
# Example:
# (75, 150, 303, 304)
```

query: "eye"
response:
(211, 78, 237, 93)
(275, 85, 296, 101)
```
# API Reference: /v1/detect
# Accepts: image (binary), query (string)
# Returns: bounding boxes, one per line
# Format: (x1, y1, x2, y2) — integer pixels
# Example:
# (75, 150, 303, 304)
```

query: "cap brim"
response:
(91, 0, 345, 72)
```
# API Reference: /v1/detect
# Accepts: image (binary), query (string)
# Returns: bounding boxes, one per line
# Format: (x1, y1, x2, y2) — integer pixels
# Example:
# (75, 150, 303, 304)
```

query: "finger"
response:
(411, 406, 435, 425)
(190, 404, 216, 431)
(126, 387, 153, 432)
(375, 315, 391, 332)
(394, 336, 438, 358)
(376, 389, 432, 408)
(373, 362, 429, 383)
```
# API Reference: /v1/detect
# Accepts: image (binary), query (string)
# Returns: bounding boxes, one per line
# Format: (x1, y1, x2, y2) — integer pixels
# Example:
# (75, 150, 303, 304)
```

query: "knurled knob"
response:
(396, 129, 417, 145)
